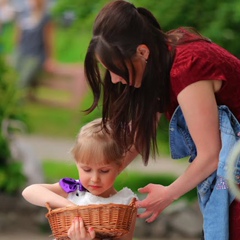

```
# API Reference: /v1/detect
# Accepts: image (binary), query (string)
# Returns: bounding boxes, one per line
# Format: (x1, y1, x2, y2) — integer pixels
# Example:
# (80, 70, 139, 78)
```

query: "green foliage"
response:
(52, 0, 110, 29)
(0, 54, 27, 193)
(132, 0, 240, 56)
(55, 29, 91, 63)
(0, 23, 15, 54)
(0, 135, 10, 166)
(0, 56, 15, 164)
(0, 162, 26, 194)
(52, 0, 240, 57)
(0, 55, 27, 124)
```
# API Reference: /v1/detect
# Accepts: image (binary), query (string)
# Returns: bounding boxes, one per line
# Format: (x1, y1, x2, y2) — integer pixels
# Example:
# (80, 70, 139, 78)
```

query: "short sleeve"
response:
(170, 41, 227, 96)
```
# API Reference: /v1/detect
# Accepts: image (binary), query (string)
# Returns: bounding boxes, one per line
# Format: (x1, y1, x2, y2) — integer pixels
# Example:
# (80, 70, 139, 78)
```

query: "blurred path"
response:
(19, 134, 189, 176)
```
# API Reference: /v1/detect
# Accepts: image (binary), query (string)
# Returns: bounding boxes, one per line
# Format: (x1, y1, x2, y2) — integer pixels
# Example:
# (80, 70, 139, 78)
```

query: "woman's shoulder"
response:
(171, 40, 239, 87)
(174, 41, 213, 66)
(174, 40, 239, 68)
(170, 41, 238, 98)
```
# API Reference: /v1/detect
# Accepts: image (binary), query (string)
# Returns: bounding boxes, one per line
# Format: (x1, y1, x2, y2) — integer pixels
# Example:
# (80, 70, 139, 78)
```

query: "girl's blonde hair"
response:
(71, 118, 125, 166)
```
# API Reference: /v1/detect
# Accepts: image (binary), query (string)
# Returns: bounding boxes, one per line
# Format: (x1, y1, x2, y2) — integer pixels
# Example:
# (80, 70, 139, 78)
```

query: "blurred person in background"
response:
(13, 0, 56, 98)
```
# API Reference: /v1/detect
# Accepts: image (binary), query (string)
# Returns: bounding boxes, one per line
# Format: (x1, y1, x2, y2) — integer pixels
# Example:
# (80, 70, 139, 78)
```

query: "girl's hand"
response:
(68, 217, 96, 240)
(136, 183, 174, 223)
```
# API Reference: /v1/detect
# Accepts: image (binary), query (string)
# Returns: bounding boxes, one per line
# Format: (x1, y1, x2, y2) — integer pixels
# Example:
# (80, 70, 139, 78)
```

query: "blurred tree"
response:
(0, 54, 27, 194)
(132, 0, 240, 56)
(52, 0, 240, 56)
(52, 0, 110, 29)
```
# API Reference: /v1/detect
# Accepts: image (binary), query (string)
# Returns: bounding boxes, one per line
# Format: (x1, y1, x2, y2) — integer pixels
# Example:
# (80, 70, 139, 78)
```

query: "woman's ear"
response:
(136, 44, 150, 61)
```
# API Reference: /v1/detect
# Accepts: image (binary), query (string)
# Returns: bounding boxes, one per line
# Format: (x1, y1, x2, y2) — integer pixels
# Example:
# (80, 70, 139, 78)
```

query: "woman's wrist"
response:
(166, 185, 181, 202)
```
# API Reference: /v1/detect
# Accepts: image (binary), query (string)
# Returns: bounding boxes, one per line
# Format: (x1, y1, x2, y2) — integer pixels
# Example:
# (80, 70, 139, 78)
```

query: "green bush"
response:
(0, 55, 27, 194)
(0, 162, 26, 194)
(52, 0, 240, 57)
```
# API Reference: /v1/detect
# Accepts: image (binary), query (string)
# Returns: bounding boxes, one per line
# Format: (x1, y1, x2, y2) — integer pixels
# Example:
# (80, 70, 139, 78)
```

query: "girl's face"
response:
(76, 161, 121, 197)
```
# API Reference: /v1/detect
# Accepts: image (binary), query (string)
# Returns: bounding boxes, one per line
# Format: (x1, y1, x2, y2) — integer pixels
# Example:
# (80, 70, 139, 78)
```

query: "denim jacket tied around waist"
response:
(169, 105, 240, 240)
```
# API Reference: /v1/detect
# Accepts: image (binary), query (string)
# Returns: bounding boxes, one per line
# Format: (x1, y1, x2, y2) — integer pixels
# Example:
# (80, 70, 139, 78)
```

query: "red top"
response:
(167, 39, 240, 121)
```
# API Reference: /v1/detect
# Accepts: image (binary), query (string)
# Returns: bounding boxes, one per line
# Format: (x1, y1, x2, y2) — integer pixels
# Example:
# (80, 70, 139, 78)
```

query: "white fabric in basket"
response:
(67, 187, 137, 205)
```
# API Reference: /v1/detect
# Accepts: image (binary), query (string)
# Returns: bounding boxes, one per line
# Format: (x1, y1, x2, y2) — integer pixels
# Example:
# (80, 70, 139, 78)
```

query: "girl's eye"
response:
(100, 169, 110, 173)
(82, 168, 91, 172)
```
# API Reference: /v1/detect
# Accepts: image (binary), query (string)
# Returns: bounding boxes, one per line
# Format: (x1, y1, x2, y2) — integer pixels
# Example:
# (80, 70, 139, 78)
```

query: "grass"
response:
(23, 101, 82, 138)
(22, 89, 103, 139)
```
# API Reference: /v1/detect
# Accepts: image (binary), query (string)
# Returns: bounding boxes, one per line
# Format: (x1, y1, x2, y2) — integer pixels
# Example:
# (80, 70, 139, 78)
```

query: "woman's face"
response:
(98, 44, 149, 88)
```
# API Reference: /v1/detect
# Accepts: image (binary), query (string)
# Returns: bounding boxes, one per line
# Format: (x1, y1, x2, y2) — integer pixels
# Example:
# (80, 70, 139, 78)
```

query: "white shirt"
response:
(68, 187, 137, 205)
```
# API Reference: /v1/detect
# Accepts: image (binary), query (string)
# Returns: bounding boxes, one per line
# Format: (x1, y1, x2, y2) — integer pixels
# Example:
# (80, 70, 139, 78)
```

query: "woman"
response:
(84, 0, 240, 239)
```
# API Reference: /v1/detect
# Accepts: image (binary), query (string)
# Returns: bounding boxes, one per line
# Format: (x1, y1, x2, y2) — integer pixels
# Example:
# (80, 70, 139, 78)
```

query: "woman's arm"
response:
(121, 112, 162, 171)
(22, 183, 75, 208)
(137, 80, 222, 222)
(167, 80, 221, 198)
(120, 145, 139, 172)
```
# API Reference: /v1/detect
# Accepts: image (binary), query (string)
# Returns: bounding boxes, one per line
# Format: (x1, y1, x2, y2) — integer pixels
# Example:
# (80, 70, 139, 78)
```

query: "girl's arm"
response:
(22, 182, 76, 208)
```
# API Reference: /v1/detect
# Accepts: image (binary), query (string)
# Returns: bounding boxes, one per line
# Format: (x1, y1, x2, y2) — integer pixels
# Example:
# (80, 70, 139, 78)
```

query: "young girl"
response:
(22, 118, 137, 240)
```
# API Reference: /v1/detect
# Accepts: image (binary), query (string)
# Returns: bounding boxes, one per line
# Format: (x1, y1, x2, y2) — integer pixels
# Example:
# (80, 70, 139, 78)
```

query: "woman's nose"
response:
(110, 71, 124, 84)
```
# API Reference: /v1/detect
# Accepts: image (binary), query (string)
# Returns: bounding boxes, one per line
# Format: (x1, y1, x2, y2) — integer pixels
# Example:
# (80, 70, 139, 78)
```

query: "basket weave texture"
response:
(45, 198, 137, 240)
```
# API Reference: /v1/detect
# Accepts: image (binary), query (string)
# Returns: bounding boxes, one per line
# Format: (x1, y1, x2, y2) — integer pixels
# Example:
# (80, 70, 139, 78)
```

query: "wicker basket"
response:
(45, 198, 137, 240)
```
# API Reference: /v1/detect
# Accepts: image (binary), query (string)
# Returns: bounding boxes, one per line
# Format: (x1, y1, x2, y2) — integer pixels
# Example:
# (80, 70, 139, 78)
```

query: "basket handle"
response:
(45, 202, 52, 212)
(129, 197, 137, 207)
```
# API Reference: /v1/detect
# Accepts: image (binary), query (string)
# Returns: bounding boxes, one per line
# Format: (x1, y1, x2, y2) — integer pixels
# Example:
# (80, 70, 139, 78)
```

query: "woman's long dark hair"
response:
(84, 0, 209, 164)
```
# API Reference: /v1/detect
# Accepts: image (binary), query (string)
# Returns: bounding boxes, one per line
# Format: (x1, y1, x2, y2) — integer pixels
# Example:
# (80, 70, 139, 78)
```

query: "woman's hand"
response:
(68, 217, 96, 240)
(136, 183, 175, 223)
